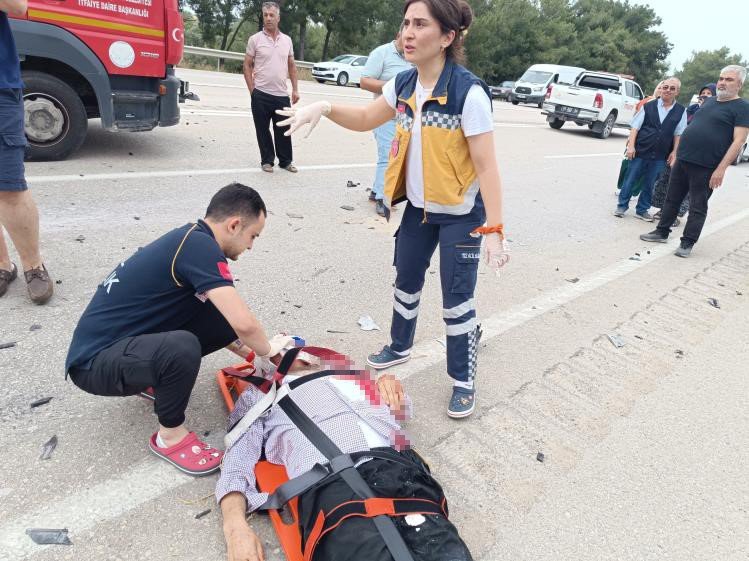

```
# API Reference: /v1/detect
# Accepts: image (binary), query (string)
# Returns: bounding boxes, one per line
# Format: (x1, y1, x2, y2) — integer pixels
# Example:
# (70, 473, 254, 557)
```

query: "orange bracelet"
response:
(471, 224, 505, 237)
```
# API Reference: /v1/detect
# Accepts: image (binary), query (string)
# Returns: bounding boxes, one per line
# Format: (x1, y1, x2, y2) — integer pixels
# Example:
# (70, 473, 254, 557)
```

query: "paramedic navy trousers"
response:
(390, 203, 484, 383)
(69, 301, 236, 428)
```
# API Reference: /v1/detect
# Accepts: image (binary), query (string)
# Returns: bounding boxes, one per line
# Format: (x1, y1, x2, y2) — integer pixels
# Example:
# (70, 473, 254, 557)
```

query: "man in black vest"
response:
(641, 66, 749, 257)
(614, 77, 686, 221)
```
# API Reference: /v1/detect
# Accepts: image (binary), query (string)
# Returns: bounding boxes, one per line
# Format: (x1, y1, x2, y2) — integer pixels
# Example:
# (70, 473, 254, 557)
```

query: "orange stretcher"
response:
(217, 362, 303, 561)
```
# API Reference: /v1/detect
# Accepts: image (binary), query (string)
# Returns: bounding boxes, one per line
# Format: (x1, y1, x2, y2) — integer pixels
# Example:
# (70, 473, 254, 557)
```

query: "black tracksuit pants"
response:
(655, 159, 715, 246)
(251, 88, 293, 168)
(69, 302, 236, 428)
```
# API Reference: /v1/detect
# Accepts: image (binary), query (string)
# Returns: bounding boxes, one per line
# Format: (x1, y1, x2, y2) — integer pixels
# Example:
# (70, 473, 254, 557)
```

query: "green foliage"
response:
(675, 47, 749, 104)
(182, 0, 673, 89)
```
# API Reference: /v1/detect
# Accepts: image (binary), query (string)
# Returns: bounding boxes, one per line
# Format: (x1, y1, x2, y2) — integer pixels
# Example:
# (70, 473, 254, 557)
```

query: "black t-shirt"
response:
(65, 220, 234, 371)
(677, 97, 749, 169)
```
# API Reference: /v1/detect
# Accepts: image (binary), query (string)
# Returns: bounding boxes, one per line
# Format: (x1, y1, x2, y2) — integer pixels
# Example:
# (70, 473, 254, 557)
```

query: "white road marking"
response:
(394, 206, 749, 381)
(545, 152, 621, 159)
(1, 206, 746, 559)
(26, 163, 376, 184)
(0, 460, 191, 560)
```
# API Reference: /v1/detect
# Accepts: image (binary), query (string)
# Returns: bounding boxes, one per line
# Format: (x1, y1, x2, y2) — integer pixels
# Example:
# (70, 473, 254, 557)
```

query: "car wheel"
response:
(594, 112, 616, 139)
(315, 78, 325, 84)
(336, 72, 349, 87)
(22, 70, 88, 161)
(537, 101, 543, 109)
(511, 100, 519, 105)
(548, 118, 564, 129)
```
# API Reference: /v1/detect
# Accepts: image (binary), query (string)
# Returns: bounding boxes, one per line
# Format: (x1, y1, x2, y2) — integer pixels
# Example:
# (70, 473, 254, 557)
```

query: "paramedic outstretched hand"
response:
(276, 95, 396, 138)
(222, 493, 265, 561)
(377, 373, 405, 414)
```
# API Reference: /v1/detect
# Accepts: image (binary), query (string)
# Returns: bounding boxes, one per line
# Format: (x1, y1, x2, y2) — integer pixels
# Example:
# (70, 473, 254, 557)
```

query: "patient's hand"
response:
(224, 520, 265, 561)
(377, 373, 405, 414)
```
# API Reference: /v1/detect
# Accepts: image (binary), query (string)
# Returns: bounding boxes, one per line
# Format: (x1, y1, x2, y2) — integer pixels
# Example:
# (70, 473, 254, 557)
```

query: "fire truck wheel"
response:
(22, 71, 88, 161)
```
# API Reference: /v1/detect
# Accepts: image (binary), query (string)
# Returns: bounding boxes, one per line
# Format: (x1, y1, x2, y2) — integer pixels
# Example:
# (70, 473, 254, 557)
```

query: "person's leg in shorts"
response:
(0, 88, 53, 304)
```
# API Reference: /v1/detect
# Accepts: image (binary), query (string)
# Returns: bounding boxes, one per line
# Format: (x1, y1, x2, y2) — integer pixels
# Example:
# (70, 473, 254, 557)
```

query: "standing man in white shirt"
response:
(360, 32, 413, 216)
(244, 1, 299, 173)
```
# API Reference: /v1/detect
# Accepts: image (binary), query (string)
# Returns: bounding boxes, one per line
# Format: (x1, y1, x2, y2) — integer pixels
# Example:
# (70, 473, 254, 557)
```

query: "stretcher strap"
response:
(277, 394, 416, 561)
(303, 498, 446, 561)
(258, 450, 421, 511)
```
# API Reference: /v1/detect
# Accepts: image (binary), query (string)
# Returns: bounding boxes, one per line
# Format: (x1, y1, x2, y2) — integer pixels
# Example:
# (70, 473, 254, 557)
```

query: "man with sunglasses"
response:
(614, 77, 686, 222)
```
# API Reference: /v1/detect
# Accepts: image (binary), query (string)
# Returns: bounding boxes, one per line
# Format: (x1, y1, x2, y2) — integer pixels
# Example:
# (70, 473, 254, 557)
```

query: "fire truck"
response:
(9, 0, 196, 160)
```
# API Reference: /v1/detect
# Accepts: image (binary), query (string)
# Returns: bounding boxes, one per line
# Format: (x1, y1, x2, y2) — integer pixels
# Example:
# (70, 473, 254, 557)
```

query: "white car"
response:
(312, 54, 368, 87)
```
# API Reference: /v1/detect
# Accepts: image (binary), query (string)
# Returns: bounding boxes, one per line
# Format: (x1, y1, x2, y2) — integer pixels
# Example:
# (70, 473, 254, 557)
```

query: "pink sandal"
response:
(148, 432, 223, 476)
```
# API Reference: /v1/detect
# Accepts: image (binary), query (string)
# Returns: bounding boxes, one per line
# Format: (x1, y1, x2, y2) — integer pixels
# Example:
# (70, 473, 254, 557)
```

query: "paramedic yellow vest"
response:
(383, 60, 491, 222)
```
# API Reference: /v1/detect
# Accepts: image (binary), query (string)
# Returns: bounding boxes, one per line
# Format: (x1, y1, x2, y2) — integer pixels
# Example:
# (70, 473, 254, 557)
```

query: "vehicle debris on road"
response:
(40, 435, 58, 460)
(25, 528, 73, 545)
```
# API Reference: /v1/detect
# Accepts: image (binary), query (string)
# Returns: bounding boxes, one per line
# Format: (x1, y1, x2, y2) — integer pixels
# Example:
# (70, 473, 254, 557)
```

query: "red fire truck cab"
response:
(9, 0, 196, 160)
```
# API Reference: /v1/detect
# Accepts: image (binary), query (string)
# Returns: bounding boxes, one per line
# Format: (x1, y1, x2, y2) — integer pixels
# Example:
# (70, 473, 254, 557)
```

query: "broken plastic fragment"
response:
(0, 341, 17, 350)
(346, 180, 360, 188)
(565, 277, 580, 283)
(340, 205, 355, 211)
(707, 298, 720, 309)
(25, 528, 72, 545)
(195, 509, 212, 519)
(536, 452, 545, 463)
(607, 334, 625, 348)
(358, 315, 380, 331)
(40, 435, 58, 460)
(30, 397, 53, 408)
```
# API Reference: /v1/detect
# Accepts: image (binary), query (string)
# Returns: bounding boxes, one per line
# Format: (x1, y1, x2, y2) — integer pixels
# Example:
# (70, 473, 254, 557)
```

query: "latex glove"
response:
(484, 232, 510, 277)
(276, 101, 331, 138)
(260, 334, 295, 359)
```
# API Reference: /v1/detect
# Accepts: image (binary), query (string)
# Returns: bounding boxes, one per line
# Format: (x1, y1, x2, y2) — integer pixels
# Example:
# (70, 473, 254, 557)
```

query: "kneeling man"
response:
(66, 183, 285, 475)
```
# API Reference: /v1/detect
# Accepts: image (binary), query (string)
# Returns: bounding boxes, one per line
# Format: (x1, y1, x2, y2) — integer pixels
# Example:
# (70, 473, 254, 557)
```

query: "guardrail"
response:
(183, 45, 314, 71)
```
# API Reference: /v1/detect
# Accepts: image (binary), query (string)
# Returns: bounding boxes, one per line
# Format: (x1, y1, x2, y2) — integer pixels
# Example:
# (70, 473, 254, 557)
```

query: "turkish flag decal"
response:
(217, 261, 234, 281)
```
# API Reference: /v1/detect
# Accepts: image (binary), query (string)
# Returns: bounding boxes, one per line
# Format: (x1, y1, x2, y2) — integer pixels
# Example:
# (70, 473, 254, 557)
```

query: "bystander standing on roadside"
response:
(0, 0, 54, 304)
(243, 1, 299, 173)
(360, 31, 413, 217)
(641, 66, 749, 257)
(686, 83, 716, 124)
(614, 77, 686, 221)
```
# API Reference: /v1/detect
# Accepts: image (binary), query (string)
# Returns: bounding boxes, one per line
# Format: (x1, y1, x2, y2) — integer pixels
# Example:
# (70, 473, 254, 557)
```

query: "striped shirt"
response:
(215, 373, 412, 512)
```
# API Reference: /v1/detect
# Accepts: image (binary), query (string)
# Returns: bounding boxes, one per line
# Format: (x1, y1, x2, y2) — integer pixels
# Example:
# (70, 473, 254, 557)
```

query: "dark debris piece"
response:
(0, 341, 17, 350)
(25, 528, 72, 545)
(30, 324, 42, 331)
(195, 509, 212, 520)
(707, 298, 720, 309)
(536, 452, 545, 463)
(565, 277, 580, 283)
(326, 329, 349, 334)
(30, 397, 53, 408)
(40, 435, 58, 460)
(346, 180, 360, 188)
(340, 205, 355, 211)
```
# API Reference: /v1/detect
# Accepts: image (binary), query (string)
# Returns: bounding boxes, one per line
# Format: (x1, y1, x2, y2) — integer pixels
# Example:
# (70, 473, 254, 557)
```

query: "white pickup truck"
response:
(542, 71, 645, 139)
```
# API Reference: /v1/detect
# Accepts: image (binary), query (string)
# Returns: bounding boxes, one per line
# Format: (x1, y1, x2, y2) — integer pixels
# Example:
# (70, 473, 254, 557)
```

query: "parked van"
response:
(510, 64, 585, 108)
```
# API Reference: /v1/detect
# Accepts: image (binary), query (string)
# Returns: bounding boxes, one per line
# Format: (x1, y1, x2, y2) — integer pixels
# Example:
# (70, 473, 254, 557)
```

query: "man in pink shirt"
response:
(244, 1, 300, 173)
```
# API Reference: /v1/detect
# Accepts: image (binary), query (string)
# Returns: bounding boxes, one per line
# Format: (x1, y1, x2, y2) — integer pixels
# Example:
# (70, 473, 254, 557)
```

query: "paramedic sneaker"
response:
(366, 345, 410, 370)
(447, 386, 476, 418)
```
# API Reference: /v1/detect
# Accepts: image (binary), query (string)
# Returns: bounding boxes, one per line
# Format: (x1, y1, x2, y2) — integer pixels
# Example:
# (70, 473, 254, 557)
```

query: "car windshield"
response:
(331, 55, 355, 64)
(519, 71, 553, 84)
(502, 81, 515, 87)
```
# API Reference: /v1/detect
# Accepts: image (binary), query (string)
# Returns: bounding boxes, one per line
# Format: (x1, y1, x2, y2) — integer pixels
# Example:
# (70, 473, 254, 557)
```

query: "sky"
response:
(641, 0, 748, 72)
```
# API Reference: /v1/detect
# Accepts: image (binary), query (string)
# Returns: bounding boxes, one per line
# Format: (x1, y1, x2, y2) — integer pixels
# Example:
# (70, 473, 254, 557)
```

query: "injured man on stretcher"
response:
(216, 345, 473, 561)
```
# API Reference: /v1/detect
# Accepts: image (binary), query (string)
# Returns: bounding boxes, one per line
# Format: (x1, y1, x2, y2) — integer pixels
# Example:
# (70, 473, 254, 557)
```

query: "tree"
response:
(675, 47, 749, 103)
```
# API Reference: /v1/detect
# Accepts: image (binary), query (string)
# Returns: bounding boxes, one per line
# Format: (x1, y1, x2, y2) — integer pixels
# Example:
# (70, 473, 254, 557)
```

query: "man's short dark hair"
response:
(205, 183, 267, 222)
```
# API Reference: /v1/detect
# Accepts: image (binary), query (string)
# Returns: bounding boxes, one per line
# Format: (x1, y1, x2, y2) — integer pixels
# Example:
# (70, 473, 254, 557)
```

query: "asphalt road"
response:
(1, 68, 748, 561)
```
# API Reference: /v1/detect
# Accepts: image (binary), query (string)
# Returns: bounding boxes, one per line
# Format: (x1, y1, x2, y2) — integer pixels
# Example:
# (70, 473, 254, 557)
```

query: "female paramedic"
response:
(277, 0, 508, 419)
